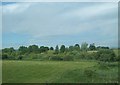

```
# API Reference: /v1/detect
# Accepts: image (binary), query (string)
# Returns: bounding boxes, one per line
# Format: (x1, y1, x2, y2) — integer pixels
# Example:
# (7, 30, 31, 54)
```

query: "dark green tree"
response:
(18, 46, 28, 54)
(74, 44, 80, 51)
(65, 47, 69, 53)
(89, 43, 96, 50)
(2, 47, 15, 54)
(28, 45, 39, 53)
(2, 54, 8, 60)
(50, 47, 54, 50)
(54, 45, 59, 54)
(69, 46, 74, 52)
(40, 46, 45, 53)
(97, 46, 109, 50)
(44, 47, 49, 52)
(60, 45, 65, 53)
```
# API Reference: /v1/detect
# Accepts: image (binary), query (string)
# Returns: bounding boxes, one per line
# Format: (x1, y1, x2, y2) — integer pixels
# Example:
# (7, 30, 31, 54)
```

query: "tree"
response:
(18, 55, 22, 60)
(69, 46, 74, 52)
(28, 45, 39, 53)
(63, 53, 74, 61)
(2, 47, 15, 54)
(2, 47, 15, 59)
(81, 42, 88, 51)
(9, 47, 15, 53)
(89, 43, 96, 50)
(50, 47, 54, 50)
(40, 46, 45, 53)
(65, 47, 69, 53)
(54, 45, 59, 54)
(97, 46, 109, 50)
(44, 47, 49, 52)
(74, 44, 80, 51)
(18, 46, 28, 54)
(2, 54, 8, 60)
(60, 45, 65, 53)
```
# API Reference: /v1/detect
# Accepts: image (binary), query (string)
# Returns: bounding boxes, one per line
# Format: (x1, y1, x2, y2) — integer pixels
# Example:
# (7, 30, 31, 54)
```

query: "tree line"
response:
(1, 42, 119, 62)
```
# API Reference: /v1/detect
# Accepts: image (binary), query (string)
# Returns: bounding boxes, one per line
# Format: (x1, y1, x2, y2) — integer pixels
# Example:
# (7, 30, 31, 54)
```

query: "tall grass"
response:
(2, 60, 118, 83)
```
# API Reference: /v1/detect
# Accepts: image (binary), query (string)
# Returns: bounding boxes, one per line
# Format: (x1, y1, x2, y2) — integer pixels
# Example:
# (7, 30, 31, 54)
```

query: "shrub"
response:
(29, 53, 49, 60)
(2, 53, 16, 60)
(79, 52, 86, 59)
(18, 55, 23, 60)
(84, 53, 93, 60)
(2, 54, 8, 60)
(63, 54, 74, 61)
(49, 55, 63, 61)
(69, 51, 80, 59)
(78, 52, 97, 60)
(97, 49, 116, 62)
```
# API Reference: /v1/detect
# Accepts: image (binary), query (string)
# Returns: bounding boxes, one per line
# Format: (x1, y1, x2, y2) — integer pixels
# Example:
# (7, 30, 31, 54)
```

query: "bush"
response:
(18, 56, 23, 60)
(28, 53, 49, 60)
(97, 49, 116, 62)
(2, 54, 8, 60)
(79, 52, 86, 59)
(69, 51, 80, 59)
(84, 53, 94, 60)
(63, 54, 74, 61)
(78, 52, 97, 60)
(2, 53, 16, 60)
(49, 55, 63, 61)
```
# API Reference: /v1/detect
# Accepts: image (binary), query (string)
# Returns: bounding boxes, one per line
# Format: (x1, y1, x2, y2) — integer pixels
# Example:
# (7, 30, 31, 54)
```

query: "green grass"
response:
(2, 60, 118, 83)
(113, 49, 119, 57)
(0, 60, 2, 84)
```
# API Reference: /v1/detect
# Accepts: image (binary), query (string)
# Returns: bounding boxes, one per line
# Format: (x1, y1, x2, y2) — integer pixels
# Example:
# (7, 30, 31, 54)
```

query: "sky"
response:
(1, 2, 118, 49)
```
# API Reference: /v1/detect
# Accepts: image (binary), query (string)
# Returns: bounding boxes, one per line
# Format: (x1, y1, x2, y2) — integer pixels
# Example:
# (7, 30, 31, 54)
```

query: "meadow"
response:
(2, 60, 118, 83)
(2, 44, 119, 83)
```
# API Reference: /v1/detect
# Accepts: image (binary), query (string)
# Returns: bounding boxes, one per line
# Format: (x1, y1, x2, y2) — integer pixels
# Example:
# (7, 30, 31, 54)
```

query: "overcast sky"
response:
(2, 2, 118, 48)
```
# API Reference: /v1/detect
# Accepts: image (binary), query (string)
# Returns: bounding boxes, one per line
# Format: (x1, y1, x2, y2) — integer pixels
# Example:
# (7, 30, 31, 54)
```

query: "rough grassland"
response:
(0, 60, 2, 84)
(2, 60, 118, 83)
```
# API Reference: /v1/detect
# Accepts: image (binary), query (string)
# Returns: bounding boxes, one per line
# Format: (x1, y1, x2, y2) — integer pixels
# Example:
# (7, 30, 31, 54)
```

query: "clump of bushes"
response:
(17, 55, 23, 60)
(63, 55, 74, 61)
(2, 53, 16, 60)
(2, 54, 8, 60)
(96, 49, 116, 62)
(49, 55, 63, 61)
(1, 44, 118, 62)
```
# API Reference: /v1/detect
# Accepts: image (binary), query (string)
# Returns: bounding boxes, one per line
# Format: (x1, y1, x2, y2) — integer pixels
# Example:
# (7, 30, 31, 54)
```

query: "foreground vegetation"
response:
(2, 60, 118, 83)
(1, 42, 120, 62)
(1, 43, 119, 83)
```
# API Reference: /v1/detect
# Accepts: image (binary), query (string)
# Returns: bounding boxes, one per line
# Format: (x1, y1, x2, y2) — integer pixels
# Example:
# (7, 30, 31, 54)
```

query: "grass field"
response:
(2, 60, 118, 83)
(0, 60, 2, 84)
(113, 49, 119, 56)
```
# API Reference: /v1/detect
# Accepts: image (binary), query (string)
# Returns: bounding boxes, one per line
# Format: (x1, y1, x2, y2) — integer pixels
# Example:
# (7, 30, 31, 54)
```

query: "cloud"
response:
(3, 2, 32, 14)
(0, 2, 2, 49)
(2, 2, 118, 48)
(3, 3, 117, 35)
(64, 3, 117, 19)
(2, 0, 120, 2)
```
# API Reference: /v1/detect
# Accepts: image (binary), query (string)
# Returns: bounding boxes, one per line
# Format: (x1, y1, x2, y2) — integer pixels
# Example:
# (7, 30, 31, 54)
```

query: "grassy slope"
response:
(113, 49, 119, 56)
(2, 60, 118, 83)
(0, 60, 2, 84)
